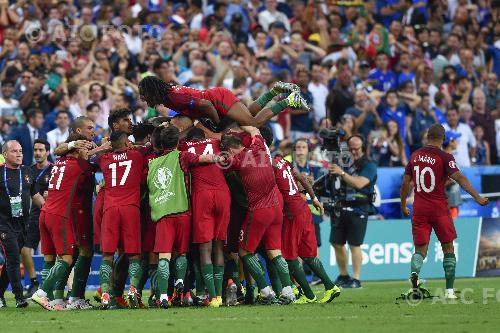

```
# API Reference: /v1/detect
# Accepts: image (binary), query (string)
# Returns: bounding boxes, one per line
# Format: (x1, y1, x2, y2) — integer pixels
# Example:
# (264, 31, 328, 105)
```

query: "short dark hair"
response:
(56, 110, 71, 119)
(427, 124, 445, 141)
(86, 102, 100, 112)
(1, 79, 15, 87)
(185, 127, 206, 141)
(110, 131, 129, 150)
(160, 125, 180, 150)
(108, 108, 132, 132)
(133, 122, 155, 142)
(71, 116, 92, 133)
(26, 109, 43, 121)
(220, 134, 243, 151)
(33, 138, 50, 152)
(386, 89, 398, 97)
(259, 126, 273, 147)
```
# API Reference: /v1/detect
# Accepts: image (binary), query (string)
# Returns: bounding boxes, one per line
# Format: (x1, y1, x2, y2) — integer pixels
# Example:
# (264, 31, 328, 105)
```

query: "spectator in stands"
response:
(290, 68, 315, 141)
(368, 52, 397, 92)
(258, 0, 290, 32)
(459, 103, 475, 129)
(309, 63, 328, 125)
(8, 109, 46, 166)
(473, 125, 491, 166)
(484, 73, 500, 112)
(0, 79, 20, 125)
(346, 89, 383, 141)
(409, 92, 437, 151)
(377, 90, 413, 142)
(46, 110, 70, 157)
(326, 69, 355, 125)
(471, 88, 497, 163)
(443, 108, 476, 167)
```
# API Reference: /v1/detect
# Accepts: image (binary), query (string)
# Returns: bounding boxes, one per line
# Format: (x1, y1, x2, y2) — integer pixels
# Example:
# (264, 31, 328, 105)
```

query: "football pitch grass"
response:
(2, 277, 500, 333)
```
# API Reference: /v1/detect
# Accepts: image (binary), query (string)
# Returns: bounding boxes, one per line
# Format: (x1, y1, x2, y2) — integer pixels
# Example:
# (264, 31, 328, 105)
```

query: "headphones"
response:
(292, 138, 314, 152)
(347, 134, 367, 153)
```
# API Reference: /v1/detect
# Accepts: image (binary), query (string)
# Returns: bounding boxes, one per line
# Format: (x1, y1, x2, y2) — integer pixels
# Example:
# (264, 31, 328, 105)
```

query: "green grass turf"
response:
(1, 278, 500, 333)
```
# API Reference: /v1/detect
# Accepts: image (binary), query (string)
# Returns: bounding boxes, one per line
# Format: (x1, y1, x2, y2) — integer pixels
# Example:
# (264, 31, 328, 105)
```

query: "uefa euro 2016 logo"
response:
(153, 167, 174, 204)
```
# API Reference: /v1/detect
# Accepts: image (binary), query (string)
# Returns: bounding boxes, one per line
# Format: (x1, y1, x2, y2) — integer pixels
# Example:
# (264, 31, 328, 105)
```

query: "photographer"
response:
(328, 135, 377, 288)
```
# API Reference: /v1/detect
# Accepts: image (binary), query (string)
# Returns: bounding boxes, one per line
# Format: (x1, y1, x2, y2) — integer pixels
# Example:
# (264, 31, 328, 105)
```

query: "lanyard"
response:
(35, 164, 52, 183)
(4, 166, 22, 197)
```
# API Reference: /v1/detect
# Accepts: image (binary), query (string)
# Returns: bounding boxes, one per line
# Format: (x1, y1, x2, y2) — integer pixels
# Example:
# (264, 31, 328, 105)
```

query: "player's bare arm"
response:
(196, 99, 221, 124)
(329, 164, 370, 190)
(193, 120, 222, 140)
(449, 171, 489, 206)
(400, 174, 412, 216)
(32, 193, 45, 209)
(240, 126, 260, 137)
(292, 167, 324, 215)
(54, 140, 94, 156)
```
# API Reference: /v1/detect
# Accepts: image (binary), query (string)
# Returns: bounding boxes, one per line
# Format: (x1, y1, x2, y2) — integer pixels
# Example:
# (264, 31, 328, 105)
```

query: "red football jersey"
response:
(273, 155, 308, 218)
(229, 135, 279, 209)
(179, 138, 229, 192)
(166, 85, 209, 119)
(42, 156, 94, 218)
(405, 145, 459, 217)
(98, 149, 145, 210)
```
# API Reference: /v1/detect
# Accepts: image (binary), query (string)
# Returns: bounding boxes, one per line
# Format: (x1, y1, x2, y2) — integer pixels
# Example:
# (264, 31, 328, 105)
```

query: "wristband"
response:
(341, 171, 346, 177)
(193, 120, 200, 126)
(68, 141, 76, 150)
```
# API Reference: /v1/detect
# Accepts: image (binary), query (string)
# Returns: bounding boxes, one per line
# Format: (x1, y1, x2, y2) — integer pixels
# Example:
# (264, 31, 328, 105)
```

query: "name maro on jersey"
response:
(414, 154, 436, 165)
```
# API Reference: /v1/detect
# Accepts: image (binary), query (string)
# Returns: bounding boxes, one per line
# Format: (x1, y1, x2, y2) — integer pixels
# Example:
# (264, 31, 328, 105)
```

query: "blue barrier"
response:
(318, 217, 481, 281)
(376, 166, 500, 219)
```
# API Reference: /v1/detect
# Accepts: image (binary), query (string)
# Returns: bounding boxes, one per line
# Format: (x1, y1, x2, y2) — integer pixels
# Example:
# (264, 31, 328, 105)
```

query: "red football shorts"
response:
(141, 212, 156, 253)
(93, 190, 105, 246)
(192, 190, 231, 244)
(74, 207, 92, 247)
(39, 211, 76, 256)
(206, 87, 240, 117)
(411, 215, 457, 246)
(225, 204, 247, 253)
(154, 214, 191, 254)
(101, 205, 141, 254)
(282, 209, 317, 260)
(239, 205, 283, 253)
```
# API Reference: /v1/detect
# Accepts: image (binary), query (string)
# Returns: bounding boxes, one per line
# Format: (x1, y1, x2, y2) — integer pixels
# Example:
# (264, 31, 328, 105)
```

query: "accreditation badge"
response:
(10, 195, 23, 217)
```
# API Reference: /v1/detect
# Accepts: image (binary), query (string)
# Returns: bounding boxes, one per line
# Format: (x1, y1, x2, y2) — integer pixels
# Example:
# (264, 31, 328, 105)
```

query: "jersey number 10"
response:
(413, 166, 436, 193)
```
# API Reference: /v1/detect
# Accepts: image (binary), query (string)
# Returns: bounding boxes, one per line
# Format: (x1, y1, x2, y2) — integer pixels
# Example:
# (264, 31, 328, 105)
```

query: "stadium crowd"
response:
(0, 0, 499, 168)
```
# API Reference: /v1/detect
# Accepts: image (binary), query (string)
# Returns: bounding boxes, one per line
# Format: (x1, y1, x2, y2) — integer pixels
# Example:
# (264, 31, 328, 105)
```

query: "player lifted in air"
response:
(138, 76, 308, 129)
(400, 124, 488, 299)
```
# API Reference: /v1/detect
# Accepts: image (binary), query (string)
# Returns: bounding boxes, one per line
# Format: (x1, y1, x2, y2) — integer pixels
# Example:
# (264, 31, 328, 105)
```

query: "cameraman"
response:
(329, 135, 377, 288)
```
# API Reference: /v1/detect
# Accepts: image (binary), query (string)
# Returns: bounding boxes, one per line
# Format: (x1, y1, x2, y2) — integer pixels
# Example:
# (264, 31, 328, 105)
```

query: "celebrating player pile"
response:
(28, 79, 343, 311)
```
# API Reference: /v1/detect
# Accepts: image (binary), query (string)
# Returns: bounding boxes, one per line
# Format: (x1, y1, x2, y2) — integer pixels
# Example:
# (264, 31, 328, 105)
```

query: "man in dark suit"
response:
(8, 109, 47, 166)
(401, 0, 427, 27)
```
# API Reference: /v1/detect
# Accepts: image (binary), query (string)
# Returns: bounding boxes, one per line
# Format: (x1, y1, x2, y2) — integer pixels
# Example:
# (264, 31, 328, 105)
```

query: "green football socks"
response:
(242, 254, 268, 290)
(175, 255, 187, 281)
(288, 259, 315, 299)
(157, 259, 170, 296)
(304, 257, 335, 290)
(411, 252, 425, 275)
(70, 256, 91, 298)
(99, 259, 113, 295)
(271, 255, 292, 288)
(201, 264, 216, 299)
(214, 265, 224, 297)
(443, 253, 456, 289)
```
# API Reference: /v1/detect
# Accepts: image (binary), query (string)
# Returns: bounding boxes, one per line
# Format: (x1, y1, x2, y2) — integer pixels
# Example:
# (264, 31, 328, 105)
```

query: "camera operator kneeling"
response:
(329, 135, 377, 289)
